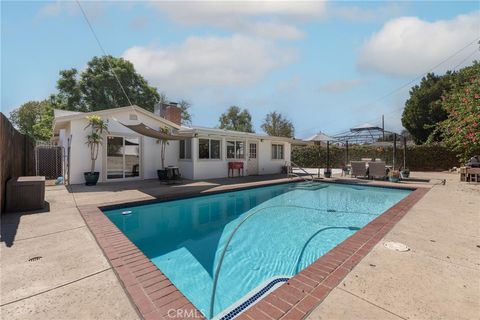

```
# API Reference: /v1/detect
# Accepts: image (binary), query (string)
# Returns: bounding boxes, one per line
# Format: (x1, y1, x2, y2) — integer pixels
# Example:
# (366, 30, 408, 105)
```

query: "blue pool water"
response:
(104, 182, 411, 318)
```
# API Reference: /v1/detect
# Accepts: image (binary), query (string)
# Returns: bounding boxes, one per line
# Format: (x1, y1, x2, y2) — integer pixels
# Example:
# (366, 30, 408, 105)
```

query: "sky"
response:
(1, 1, 479, 138)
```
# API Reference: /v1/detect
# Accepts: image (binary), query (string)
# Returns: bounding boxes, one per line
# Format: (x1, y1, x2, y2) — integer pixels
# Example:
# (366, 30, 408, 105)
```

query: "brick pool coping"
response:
(77, 184, 429, 320)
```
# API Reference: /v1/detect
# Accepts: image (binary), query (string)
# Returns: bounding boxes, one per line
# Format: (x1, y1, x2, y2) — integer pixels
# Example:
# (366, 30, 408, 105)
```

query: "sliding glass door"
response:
(107, 136, 140, 180)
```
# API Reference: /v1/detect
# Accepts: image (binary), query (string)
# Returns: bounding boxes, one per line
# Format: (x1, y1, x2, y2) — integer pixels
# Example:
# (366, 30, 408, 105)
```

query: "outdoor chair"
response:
(351, 161, 367, 178)
(368, 161, 386, 180)
(467, 168, 480, 183)
(157, 166, 182, 184)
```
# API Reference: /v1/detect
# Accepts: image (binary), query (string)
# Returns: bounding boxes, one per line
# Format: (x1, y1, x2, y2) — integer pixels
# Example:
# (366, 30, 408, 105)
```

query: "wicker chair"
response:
(368, 161, 386, 180)
(351, 161, 367, 178)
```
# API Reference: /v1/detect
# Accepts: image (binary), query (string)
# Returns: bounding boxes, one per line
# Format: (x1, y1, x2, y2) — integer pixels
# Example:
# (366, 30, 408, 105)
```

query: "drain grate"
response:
(384, 241, 410, 252)
(327, 209, 337, 212)
(28, 256, 43, 262)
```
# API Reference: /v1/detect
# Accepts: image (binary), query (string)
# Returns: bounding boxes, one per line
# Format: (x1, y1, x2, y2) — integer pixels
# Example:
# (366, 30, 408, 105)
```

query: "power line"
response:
(353, 37, 480, 112)
(451, 47, 480, 71)
(298, 37, 480, 136)
(75, 0, 133, 107)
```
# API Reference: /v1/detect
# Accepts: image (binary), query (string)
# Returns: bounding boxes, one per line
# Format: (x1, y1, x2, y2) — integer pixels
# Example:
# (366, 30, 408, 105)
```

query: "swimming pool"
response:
(104, 182, 411, 318)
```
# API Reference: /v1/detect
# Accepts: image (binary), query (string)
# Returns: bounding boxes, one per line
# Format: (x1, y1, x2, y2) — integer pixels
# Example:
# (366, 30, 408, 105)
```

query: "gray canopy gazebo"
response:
(333, 124, 408, 171)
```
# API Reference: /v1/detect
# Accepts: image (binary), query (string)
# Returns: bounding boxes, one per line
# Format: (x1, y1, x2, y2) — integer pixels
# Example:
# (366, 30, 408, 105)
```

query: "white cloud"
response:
(242, 22, 305, 40)
(151, 1, 327, 24)
(358, 12, 480, 76)
(37, 2, 62, 18)
(149, 1, 327, 39)
(122, 34, 296, 95)
(332, 3, 405, 23)
(35, 1, 106, 21)
(319, 79, 364, 93)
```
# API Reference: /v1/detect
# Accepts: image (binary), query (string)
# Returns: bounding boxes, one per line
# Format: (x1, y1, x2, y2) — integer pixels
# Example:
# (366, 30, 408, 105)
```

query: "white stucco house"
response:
(53, 105, 297, 185)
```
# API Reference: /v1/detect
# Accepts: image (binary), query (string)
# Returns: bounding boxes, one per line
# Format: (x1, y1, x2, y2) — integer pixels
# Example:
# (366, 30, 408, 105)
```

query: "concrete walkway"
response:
(0, 185, 140, 320)
(1, 172, 478, 319)
(307, 172, 480, 320)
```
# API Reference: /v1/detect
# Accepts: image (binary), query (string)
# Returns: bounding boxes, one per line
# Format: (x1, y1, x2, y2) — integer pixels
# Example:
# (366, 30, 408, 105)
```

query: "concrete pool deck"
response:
(1, 172, 479, 319)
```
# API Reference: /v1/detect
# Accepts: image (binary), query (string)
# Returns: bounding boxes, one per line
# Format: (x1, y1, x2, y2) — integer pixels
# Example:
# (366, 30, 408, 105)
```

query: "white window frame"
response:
(271, 143, 284, 160)
(179, 139, 192, 160)
(248, 142, 257, 159)
(198, 138, 221, 160)
(104, 134, 142, 181)
(226, 140, 245, 160)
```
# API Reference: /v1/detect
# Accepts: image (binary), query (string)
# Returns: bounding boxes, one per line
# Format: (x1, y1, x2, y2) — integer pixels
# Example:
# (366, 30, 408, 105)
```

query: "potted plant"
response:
(388, 170, 401, 182)
(84, 115, 108, 186)
(324, 168, 332, 178)
(156, 126, 170, 181)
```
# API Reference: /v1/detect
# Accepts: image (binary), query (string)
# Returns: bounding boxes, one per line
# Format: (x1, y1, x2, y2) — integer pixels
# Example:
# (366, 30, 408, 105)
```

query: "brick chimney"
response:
(154, 102, 182, 125)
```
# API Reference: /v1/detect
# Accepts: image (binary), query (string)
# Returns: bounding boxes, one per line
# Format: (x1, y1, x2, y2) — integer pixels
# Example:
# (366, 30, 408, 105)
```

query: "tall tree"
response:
(178, 99, 193, 125)
(50, 55, 160, 112)
(401, 72, 452, 144)
(219, 106, 254, 133)
(9, 100, 53, 141)
(261, 111, 294, 138)
(50, 69, 84, 112)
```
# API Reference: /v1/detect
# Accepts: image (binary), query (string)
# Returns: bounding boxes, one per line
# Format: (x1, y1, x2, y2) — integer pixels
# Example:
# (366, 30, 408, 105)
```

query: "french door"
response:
(106, 136, 140, 180)
(247, 142, 258, 175)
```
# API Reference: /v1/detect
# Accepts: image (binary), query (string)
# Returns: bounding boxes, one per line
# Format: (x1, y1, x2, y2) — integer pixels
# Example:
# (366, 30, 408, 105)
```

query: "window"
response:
(179, 139, 192, 159)
(199, 138, 221, 159)
(249, 143, 257, 159)
(226, 140, 245, 159)
(272, 144, 284, 160)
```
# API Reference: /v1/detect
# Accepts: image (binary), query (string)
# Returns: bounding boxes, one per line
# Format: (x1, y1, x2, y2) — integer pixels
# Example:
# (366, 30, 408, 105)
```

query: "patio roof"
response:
(119, 122, 194, 140)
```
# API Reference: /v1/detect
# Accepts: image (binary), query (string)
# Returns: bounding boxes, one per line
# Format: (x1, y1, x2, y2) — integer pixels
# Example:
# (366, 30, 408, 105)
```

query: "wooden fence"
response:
(0, 113, 35, 213)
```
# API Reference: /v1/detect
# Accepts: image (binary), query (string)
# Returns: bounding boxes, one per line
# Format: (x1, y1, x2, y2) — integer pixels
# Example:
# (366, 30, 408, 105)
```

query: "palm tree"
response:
(158, 126, 169, 169)
(85, 115, 108, 173)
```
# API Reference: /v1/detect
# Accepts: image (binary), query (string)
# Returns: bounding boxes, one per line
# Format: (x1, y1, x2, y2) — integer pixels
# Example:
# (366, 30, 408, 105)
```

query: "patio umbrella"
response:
(304, 132, 337, 177)
(305, 131, 336, 144)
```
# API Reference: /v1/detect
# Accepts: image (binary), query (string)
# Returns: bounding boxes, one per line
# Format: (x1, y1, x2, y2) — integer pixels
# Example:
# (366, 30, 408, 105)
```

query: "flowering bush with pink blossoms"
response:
(437, 61, 480, 162)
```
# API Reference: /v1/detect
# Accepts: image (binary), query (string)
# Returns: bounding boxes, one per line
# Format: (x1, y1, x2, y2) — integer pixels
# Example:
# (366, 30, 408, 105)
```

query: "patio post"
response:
(318, 144, 321, 178)
(403, 135, 407, 169)
(393, 133, 397, 170)
(345, 140, 349, 165)
(327, 140, 330, 171)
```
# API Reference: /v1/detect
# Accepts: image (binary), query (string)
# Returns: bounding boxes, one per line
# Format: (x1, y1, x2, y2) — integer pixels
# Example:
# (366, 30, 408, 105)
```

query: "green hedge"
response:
(292, 144, 469, 171)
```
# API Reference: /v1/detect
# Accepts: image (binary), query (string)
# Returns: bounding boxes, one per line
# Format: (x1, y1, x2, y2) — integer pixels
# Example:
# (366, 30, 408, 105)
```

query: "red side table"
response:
(228, 162, 244, 177)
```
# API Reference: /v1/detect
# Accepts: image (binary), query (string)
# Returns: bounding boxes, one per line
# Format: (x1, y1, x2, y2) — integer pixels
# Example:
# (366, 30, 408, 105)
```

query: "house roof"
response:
(179, 126, 301, 143)
(53, 105, 182, 130)
(53, 105, 302, 143)
(53, 109, 83, 118)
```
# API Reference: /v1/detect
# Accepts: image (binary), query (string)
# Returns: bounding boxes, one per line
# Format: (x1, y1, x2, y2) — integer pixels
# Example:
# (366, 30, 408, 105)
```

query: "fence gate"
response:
(35, 143, 65, 180)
